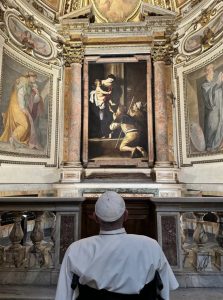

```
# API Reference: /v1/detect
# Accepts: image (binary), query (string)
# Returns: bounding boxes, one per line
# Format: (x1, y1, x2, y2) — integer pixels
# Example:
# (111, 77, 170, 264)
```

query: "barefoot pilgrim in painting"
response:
(88, 62, 148, 161)
(0, 53, 50, 155)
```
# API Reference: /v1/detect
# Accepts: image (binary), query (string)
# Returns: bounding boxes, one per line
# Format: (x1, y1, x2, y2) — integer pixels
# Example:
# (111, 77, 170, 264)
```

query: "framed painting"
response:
(0, 47, 60, 166)
(175, 47, 223, 165)
(83, 55, 154, 168)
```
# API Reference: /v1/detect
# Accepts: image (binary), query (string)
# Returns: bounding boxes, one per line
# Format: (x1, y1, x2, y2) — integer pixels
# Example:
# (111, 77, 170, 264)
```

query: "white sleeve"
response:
(157, 245, 179, 300)
(17, 86, 26, 109)
(55, 248, 78, 300)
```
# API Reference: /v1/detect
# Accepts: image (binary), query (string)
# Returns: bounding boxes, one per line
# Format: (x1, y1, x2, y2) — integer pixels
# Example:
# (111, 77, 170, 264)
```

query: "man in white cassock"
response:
(55, 191, 179, 300)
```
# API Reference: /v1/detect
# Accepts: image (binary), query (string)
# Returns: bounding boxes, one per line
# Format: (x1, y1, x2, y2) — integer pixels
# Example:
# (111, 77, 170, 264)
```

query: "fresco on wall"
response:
(92, 0, 141, 22)
(186, 55, 223, 155)
(8, 16, 52, 57)
(184, 11, 223, 54)
(88, 62, 148, 160)
(0, 53, 50, 155)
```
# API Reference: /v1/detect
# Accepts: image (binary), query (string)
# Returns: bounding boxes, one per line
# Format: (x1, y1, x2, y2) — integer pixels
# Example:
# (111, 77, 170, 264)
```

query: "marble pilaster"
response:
(61, 61, 83, 183)
(154, 60, 169, 165)
(153, 59, 178, 183)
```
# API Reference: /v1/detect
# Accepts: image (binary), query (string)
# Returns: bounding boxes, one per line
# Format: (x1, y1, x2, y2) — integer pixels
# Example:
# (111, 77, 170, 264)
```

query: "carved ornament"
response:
(19, 15, 42, 34)
(152, 26, 179, 64)
(194, 7, 217, 29)
(63, 41, 84, 65)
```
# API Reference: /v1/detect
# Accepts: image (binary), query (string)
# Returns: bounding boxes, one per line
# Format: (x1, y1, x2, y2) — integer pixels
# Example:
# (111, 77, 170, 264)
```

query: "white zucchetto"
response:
(95, 191, 126, 222)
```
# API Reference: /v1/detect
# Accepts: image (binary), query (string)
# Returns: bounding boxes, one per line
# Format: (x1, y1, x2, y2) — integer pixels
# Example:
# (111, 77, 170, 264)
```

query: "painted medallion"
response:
(91, 0, 141, 23)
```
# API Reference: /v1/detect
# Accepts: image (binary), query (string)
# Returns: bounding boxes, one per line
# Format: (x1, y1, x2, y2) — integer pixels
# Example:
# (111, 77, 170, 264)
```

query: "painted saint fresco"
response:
(92, 0, 140, 22)
(88, 62, 148, 160)
(187, 55, 223, 155)
(0, 53, 50, 155)
(8, 17, 52, 57)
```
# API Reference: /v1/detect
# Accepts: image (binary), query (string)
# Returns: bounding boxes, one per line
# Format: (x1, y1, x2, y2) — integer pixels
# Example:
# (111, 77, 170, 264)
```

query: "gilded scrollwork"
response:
(71, 0, 82, 11)
(194, 8, 217, 30)
(19, 15, 42, 34)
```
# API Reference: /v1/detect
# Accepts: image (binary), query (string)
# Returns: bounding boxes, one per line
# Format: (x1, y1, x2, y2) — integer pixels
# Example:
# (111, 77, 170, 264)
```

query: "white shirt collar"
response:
(99, 228, 126, 235)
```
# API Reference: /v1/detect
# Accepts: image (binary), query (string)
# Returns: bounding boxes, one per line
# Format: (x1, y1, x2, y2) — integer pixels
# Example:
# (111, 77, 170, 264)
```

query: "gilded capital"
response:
(152, 45, 175, 64)
(152, 31, 178, 64)
(63, 42, 85, 66)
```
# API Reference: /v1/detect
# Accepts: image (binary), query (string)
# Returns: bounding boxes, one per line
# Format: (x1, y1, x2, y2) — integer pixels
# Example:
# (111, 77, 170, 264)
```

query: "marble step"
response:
(0, 286, 223, 300)
(0, 285, 56, 300)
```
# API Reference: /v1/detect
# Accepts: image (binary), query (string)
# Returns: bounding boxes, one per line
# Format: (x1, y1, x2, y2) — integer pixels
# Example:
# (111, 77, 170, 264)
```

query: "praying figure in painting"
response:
(110, 105, 147, 158)
(0, 72, 44, 150)
(201, 64, 223, 151)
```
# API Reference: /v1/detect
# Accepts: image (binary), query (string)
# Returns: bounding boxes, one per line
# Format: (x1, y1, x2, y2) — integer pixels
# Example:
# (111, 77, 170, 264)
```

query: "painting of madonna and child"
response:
(187, 54, 223, 156)
(0, 53, 50, 156)
(88, 61, 149, 163)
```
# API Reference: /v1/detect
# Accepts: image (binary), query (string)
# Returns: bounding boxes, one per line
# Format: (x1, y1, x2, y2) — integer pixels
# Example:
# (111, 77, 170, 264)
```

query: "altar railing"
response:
(151, 197, 223, 287)
(0, 197, 83, 285)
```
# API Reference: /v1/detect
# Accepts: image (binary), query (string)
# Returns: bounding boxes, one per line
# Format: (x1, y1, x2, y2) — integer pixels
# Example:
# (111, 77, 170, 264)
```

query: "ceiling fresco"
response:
(91, 0, 141, 23)
(30, 0, 204, 20)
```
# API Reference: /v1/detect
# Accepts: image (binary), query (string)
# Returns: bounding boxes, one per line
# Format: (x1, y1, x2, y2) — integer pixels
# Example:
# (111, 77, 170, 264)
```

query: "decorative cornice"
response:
(63, 42, 84, 66)
(64, 0, 82, 15)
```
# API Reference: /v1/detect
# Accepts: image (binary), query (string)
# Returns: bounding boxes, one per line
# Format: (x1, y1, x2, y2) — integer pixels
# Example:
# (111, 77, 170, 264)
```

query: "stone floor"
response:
(170, 288, 223, 300)
(0, 286, 223, 300)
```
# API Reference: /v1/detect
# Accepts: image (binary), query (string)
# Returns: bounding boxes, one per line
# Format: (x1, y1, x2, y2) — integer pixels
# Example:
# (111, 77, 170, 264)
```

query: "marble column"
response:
(153, 59, 179, 184)
(61, 61, 83, 183)
(61, 53, 83, 183)
(67, 62, 82, 167)
(154, 60, 169, 166)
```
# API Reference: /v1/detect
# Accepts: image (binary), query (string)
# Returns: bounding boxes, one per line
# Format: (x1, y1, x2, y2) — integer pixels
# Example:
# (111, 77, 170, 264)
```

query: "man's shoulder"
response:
(126, 234, 159, 246)
(69, 235, 99, 249)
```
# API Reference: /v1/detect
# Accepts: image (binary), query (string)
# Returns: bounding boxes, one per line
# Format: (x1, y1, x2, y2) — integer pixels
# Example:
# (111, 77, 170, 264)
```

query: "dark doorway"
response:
(81, 198, 156, 240)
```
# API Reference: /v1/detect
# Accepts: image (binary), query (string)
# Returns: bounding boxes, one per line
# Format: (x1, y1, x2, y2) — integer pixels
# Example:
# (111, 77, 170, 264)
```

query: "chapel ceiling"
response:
(28, 0, 203, 22)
